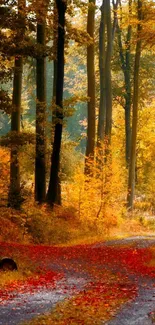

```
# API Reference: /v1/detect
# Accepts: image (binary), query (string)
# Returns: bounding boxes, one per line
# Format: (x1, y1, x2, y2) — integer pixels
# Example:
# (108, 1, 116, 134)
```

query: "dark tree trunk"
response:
(124, 82, 131, 165)
(52, 59, 61, 205)
(8, 57, 22, 209)
(97, 0, 106, 145)
(35, 20, 46, 203)
(8, 0, 25, 209)
(84, 0, 96, 175)
(51, 2, 61, 205)
(97, 0, 118, 165)
(127, 0, 142, 209)
(105, 0, 112, 147)
(46, 0, 67, 206)
(116, 0, 132, 166)
(123, 0, 132, 166)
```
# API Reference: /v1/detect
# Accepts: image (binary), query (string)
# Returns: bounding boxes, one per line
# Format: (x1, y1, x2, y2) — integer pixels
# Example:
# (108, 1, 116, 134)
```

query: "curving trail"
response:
(0, 236, 155, 325)
(100, 236, 155, 325)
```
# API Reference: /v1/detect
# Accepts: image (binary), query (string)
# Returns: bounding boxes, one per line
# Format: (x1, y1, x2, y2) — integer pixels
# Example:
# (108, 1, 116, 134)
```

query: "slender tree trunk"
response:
(125, 96, 131, 164)
(85, 0, 96, 175)
(52, 0, 58, 103)
(52, 59, 61, 205)
(8, 0, 25, 209)
(112, 0, 119, 43)
(46, 0, 67, 206)
(124, 0, 132, 165)
(51, 2, 58, 143)
(105, 0, 112, 147)
(35, 15, 46, 203)
(127, 0, 142, 209)
(52, 2, 61, 205)
(97, 0, 118, 165)
(116, 0, 132, 166)
(97, 0, 106, 145)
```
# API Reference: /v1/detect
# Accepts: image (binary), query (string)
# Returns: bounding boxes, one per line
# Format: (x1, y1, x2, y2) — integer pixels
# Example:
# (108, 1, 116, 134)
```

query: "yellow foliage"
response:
(63, 148, 125, 235)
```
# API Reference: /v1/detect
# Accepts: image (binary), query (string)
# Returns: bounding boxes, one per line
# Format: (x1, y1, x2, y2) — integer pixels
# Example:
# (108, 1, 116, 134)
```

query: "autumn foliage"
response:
(0, 240, 154, 323)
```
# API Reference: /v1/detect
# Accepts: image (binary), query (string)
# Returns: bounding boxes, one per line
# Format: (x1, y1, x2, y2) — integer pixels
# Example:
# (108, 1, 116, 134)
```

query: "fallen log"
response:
(0, 257, 18, 271)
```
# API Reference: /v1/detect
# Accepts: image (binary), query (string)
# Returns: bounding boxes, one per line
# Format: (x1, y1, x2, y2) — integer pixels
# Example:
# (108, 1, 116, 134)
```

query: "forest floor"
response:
(0, 236, 155, 325)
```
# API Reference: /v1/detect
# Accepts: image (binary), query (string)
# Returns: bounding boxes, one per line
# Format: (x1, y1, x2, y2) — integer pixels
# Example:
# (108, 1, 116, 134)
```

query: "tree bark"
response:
(97, 0, 106, 145)
(116, 0, 132, 166)
(52, 2, 61, 205)
(35, 20, 46, 203)
(46, 0, 66, 206)
(84, 0, 96, 175)
(127, 0, 142, 209)
(97, 0, 118, 164)
(8, 0, 25, 209)
(105, 0, 112, 147)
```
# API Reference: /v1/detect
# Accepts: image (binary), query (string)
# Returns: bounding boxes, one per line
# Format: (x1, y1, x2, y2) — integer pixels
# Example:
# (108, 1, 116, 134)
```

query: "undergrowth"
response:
(0, 145, 154, 247)
(0, 199, 154, 247)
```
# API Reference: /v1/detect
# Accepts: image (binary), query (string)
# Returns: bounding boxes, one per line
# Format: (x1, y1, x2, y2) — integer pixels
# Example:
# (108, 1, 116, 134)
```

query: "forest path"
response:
(98, 236, 155, 324)
(0, 275, 87, 325)
(0, 236, 155, 325)
(104, 276, 155, 324)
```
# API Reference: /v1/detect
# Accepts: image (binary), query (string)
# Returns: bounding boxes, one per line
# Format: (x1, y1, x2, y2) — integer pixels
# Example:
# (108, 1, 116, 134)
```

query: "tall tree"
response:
(46, 0, 67, 206)
(84, 0, 96, 175)
(116, 0, 132, 166)
(97, 0, 113, 157)
(8, 0, 25, 209)
(35, 1, 48, 203)
(97, 1, 106, 146)
(104, 0, 112, 147)
(51, 1, 61, 205)
(127, 0, 143, 209)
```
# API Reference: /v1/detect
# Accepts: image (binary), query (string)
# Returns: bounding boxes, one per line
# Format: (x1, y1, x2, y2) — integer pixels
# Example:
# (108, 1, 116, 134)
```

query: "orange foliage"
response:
(0, 147, 10, 198)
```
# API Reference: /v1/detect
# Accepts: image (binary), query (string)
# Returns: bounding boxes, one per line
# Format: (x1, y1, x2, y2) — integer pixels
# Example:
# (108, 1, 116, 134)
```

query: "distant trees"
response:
(0, 0, 154, 214)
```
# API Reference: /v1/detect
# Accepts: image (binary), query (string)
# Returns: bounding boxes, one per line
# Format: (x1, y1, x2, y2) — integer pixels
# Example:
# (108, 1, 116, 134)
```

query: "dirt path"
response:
(104, 277, 155, 325)
(0, 275, 87, 325)
(0, 236, 155, 325)
(99, 236, 155, 325)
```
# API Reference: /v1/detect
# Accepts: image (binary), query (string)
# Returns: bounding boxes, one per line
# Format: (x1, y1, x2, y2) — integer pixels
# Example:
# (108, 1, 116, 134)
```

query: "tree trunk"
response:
(52, 2, 61, 205)
(116, 0, 132, 166)
(97, 0, 118, 165)
(84, 0, 96, 175)
(8, 0, 25, 209)
(35, 16, 46, 203)
(46, 0, 66, 206)
(127, 0, 142, 209)
(123, 0, 132, 165)
(97, 0, 106, 145)
(105, 0, 112, 147)
(125, 96, 131, 164)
